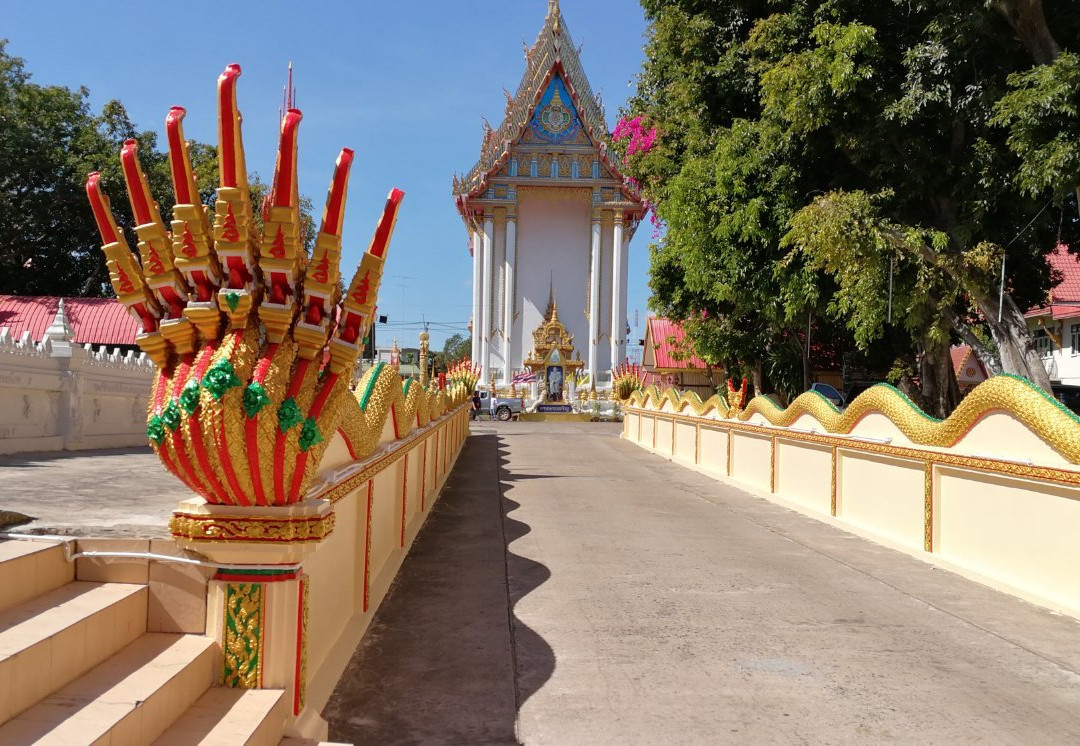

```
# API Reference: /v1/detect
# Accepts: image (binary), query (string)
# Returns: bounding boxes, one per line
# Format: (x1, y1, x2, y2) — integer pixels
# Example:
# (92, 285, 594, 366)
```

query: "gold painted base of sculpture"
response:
(170, 497, 335, 565)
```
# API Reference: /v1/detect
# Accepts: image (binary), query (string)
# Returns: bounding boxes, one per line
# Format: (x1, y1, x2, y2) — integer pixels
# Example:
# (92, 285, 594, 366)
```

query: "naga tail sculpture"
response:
(85, 63, 422, 507)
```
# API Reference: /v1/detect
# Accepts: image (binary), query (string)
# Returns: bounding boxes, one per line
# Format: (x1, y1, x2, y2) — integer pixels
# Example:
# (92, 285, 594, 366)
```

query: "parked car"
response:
(1052, 384, 1080, 416)
(476, 390, 525, 421)
(809, 382, 844, 408)
(842, 381, 879, 406)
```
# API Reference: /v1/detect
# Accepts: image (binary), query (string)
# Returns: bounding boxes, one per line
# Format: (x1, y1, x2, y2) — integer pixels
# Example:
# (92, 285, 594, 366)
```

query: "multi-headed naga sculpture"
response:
(86, 64, 459, 508)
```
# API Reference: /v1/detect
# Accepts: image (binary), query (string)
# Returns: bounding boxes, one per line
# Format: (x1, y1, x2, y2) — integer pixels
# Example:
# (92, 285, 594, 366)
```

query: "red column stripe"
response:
(288, 373, 340, 503)
(246, 343, 279, 507)
(293, 577, 305, 716)
(274, 359, 310, 505)
(363, 481, 373, 612)
(400, 453, 408, 547)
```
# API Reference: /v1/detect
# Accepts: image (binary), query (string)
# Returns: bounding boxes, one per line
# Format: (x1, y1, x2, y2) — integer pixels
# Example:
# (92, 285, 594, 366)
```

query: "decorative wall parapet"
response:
(0, 325, 155, 454)
(624, 375, 1080, 616)
(627, 374, 1080, 468)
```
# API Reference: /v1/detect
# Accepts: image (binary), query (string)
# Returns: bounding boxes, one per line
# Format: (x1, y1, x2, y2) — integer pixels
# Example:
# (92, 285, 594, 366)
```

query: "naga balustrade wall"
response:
(297, 404, 469, 718)
(622, 377, 1080, 617)
(0, 329, 155, 454)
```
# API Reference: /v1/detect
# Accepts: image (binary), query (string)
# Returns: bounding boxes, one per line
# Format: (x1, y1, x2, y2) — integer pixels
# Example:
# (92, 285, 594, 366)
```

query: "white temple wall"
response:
(515, 187, 592, 372)
(0, 330, 154, 454)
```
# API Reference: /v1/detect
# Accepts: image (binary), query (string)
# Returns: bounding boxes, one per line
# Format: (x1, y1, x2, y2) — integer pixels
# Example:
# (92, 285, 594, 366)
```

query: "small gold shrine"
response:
(523, 299, 583, 402)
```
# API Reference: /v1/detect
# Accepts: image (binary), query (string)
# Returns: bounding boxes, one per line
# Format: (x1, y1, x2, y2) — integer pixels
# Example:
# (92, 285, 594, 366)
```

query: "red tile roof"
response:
(1026, 245, 1080, 319)
(1048, 244, 1080, 303)
(644, 317, 707, 370)
(0, 295, 139, 346)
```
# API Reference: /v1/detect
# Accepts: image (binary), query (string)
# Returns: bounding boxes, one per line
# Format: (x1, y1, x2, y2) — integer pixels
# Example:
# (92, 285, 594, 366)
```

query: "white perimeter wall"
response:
(0, 331, 154, 454)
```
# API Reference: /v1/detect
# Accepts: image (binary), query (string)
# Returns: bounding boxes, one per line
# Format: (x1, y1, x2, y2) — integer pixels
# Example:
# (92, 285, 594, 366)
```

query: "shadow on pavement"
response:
(325, 432, 555, 745)
(496, 438, 556, 713)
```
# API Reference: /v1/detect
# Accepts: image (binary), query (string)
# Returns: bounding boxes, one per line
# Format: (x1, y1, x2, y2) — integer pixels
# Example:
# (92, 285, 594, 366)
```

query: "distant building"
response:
(641, 318, 718, 397)
(0, 295, 139, 353)
(1025, 245, 1080, 385)
(374, 343, 421, 378)
(951, 345, 988, 394)
(453, 0, 647, 386)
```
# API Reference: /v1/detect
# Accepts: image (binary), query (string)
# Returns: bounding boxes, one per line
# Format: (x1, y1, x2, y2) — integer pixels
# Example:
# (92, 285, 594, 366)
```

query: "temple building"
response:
(453, 0, 646, 387)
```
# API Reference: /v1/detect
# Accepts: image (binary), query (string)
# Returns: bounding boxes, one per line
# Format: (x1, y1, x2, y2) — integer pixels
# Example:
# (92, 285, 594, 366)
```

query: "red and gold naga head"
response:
(86, 64, 408, 507)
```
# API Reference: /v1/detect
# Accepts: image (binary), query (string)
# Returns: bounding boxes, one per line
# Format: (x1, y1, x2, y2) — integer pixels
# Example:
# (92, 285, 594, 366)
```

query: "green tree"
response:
(0, 41, 318, 298)
(624, 2, 1079, 416)
(434, 333, 471, 374)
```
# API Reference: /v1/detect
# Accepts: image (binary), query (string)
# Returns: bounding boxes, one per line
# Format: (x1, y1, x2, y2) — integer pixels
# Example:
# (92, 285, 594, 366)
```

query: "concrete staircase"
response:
(0, 539, 290, 745)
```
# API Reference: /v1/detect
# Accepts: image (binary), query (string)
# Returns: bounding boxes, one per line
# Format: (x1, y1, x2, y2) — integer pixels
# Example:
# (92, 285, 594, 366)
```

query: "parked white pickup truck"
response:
(476, 390, 525, 421)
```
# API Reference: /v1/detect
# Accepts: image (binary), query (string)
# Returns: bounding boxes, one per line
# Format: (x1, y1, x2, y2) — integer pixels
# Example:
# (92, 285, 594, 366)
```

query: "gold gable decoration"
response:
(523, 300, 583, 374)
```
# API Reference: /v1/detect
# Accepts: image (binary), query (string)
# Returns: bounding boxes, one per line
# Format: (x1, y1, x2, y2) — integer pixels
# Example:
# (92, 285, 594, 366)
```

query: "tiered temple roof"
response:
(452, 0, 639, 217)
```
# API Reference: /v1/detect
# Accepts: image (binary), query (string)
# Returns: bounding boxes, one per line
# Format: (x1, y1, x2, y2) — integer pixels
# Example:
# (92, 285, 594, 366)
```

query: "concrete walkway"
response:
(0, 448, 186, 536)
(326, 421, 1080, 744)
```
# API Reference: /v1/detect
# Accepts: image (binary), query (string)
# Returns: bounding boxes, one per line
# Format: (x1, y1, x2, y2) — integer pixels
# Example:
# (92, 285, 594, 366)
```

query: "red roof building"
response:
(0, 295, 139, 347)
(1027, 245, 1080, 320)
(1025, 245, 1080, 385)
(642, 317, 707, 371)
(951, 345, 988, 394)
(641, 317, 717, 395)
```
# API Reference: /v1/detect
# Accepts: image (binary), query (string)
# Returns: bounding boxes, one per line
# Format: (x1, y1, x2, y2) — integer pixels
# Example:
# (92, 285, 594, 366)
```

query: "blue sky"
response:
(4, 0, 654, 353)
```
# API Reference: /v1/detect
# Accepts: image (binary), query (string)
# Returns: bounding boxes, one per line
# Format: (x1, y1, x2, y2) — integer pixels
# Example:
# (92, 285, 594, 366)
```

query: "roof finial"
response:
(548, 0, 561, 31)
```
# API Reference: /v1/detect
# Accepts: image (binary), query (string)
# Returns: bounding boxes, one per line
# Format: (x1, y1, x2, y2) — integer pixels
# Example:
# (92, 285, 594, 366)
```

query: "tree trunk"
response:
(969, 288, 1054, 391)
(918, 337, 962, 418)
(950, 316, 1003, 375)
(990, 0, 1061, 64)
(751, 361, 764, 400)
(802, 313, 812, 392)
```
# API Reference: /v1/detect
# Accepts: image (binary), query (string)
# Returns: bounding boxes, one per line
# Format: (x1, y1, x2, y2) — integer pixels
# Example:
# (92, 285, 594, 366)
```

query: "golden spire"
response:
(548, 0, 561, 32)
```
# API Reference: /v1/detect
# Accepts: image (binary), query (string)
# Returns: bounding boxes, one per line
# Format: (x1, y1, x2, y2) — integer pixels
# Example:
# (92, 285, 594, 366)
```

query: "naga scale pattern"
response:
(628, 375, 1080, 465)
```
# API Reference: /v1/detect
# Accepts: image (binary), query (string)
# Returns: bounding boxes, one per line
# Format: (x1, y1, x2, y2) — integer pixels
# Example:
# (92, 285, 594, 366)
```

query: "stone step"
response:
(0, 540, 74, 615)
(153, 688, 288, 746)
(0, 632, 215, 743)
(0, 580, 146, 723)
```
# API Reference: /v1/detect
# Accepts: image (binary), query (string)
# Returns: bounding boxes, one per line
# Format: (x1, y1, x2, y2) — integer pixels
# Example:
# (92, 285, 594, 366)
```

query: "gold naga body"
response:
(86, 64, 465, 508)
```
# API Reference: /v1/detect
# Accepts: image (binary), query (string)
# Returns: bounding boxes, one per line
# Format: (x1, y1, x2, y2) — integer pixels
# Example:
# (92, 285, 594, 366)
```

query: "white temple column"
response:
(471, 229, 482, 365)
(503, 213, 517, 384)
(619, 231, 629, 363)
(610, 213, 624, 371)
(588, 212, 602, 385)
(481, 215, 494, 380)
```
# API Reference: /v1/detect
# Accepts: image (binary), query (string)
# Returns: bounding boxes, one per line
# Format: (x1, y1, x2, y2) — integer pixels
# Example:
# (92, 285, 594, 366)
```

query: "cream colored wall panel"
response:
(956, 412, 1070, 468)
(731, 431, 772, 492)
(640, 415, 655, 447)
(368, 464, 400, 582)
(656, 416, 674, 455)
(776, 440, 832, 515)
(305, 493, 359, 675)
(838, 451, 923, 550)
(407, 447, 422, 520)
(791, 413, 825, 431)
(674, 422, 697, 464)
(936, 468, 1080, 609)
(698, 426, 728, 475)
(849, 412, 916, 447)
